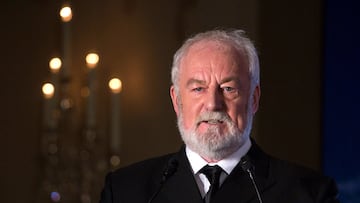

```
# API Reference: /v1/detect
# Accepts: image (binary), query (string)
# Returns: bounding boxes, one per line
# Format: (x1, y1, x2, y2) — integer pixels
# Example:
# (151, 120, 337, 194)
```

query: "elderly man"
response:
(99, 29, 339, 203)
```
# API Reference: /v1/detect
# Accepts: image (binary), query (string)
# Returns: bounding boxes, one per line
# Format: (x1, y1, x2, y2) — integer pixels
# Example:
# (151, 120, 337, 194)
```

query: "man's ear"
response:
(251, 85, 261, 114)
(170, 85, 180, 116)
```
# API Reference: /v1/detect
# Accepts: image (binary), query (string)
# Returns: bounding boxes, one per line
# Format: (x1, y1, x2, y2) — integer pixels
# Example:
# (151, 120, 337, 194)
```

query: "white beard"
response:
(177, 108, 253, 161)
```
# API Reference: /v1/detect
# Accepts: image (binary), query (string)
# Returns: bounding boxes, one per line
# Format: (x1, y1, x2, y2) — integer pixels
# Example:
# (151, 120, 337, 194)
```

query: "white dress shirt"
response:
(185, 138, 252, 197)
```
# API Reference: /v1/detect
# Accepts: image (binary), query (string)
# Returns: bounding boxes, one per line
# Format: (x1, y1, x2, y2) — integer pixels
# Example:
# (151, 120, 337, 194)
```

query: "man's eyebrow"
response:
(220, 76, 240, 84)
(186, 78, 206, 87)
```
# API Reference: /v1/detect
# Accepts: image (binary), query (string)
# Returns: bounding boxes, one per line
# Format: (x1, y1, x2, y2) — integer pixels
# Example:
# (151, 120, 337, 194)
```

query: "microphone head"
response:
(240, 155, 254, 172)
(162, 157, 178, 182)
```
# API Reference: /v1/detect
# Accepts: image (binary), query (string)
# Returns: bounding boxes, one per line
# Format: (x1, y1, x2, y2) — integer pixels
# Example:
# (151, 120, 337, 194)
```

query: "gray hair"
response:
(171, 29, 260, 94)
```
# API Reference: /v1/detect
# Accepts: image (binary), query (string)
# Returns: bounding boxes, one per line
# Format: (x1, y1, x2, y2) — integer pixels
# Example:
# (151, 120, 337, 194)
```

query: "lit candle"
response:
(85, 52, 99, 128)
(108, 78, 122, 155)
(49, 57, 61, 106)
(42, 83, 56, 129)
(59, 5, 72, 79)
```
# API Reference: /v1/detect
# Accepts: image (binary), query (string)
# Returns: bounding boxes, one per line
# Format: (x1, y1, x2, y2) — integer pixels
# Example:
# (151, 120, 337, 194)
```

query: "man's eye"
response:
(192, 87, 204, 92)
(223, 87, 236, 92)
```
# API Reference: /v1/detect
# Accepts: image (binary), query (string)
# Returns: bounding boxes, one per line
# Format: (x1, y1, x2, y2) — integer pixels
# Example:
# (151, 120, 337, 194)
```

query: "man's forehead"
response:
(181, 40, 246, 66)
(181, 42, 246, 69)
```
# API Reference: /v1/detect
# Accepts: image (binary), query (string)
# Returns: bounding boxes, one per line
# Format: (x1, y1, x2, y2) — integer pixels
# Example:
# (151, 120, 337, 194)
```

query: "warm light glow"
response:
(49, 57, 62, 73)
(109, 78, 122, 93)
(60, 98, 73, 110)
(42, 83, 55, 99)
(85, 53, 99, 69)
(110, 155, 121, 166)
(60, 6, 72, 22)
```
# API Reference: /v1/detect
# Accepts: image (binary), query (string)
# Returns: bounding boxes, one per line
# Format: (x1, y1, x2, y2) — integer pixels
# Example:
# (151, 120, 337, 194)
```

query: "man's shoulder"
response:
(251, 142, 327, 179)
(265, 156, 339, 201)
(269, 156, 324, 179)
(268, 156, 337, 192)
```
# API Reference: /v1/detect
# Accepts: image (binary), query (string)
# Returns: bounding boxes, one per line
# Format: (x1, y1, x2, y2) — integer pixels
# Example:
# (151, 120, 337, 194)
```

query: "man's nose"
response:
(205, 88, 225, 111)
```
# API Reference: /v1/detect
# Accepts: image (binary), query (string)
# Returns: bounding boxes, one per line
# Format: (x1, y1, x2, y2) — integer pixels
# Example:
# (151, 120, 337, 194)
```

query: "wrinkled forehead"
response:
(180, 40, 249, 72)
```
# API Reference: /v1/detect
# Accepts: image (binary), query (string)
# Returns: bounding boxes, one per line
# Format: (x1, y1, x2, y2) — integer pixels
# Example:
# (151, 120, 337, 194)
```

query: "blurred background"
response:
(1, 0, 359, 203)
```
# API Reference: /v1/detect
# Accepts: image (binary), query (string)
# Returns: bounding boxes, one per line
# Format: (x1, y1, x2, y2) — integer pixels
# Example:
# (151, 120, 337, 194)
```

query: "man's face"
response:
(170, 41, 260, 161)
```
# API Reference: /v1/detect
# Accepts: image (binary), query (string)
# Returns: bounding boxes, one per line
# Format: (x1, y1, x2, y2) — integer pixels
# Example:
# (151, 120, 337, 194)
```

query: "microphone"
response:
(148, 157, 178, 203)
(161, 157, 178, 183)
(240, 156, 263, 203)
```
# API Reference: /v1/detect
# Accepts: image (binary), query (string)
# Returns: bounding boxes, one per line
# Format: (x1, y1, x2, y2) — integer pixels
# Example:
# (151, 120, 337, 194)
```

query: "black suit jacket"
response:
(99, 143, 339, 203)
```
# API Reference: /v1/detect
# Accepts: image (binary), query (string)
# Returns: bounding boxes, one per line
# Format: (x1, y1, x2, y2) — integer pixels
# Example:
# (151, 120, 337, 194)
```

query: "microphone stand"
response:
(241, 156, 263, 203)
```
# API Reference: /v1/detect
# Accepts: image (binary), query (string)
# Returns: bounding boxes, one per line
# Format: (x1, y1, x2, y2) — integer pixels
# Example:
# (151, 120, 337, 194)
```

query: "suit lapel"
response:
(153, 147, 203, 203)
(213, 142, 277, 203)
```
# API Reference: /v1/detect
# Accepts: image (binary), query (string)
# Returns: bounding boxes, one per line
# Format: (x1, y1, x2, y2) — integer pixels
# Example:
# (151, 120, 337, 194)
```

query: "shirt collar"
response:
(186, 138, 252, 175)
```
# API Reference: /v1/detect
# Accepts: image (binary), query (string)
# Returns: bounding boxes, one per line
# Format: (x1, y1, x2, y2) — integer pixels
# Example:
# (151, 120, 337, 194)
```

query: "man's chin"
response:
(186, 135, 242, 160)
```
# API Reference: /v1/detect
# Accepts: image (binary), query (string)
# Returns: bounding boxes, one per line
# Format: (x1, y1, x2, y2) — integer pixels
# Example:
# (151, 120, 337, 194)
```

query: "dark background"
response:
(0, 0, 358, 202)
(323, 0, 360, 202)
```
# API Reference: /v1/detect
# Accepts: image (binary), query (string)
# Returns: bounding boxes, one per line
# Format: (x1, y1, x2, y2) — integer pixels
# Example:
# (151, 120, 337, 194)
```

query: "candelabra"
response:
(37, 3, 122, 203)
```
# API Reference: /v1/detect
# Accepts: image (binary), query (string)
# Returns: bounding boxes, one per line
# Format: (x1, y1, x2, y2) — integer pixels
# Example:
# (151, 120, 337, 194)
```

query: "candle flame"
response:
(109, 78, 122, 93)
(60, 6, 72, 22)
(86, 53, 99, 69)
(42, 83, 55, 99)
(49, 57, 62, 73)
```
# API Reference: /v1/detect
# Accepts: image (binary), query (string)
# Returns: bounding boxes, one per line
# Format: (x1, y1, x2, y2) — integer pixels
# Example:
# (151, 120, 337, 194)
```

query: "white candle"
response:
(109, 78, 122, 154)
(49, 57, 61, 108)
(85, 53, 99, 128)
(60, 5, 72, 79)
(42, 83, 56, 129)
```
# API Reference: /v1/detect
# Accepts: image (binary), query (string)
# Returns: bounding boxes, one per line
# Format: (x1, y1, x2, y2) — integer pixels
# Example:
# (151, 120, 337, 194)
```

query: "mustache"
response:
(196, 111, 232, 125)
